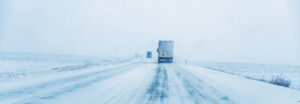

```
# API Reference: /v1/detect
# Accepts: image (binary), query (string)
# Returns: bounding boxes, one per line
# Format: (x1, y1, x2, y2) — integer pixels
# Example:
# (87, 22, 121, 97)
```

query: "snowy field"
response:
(0, 52, 133, 81)
(0, 54, 300, 104)
(193, 62, 300, 90)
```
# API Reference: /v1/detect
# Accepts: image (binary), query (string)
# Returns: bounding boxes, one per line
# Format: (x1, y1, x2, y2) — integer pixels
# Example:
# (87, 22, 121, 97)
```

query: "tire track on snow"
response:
(169, 64, 235, 104)
(141, 64, 169, 104)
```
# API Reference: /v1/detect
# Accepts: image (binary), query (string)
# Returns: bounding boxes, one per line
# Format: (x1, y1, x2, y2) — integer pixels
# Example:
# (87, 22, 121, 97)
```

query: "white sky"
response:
(0, 0, 299, 65)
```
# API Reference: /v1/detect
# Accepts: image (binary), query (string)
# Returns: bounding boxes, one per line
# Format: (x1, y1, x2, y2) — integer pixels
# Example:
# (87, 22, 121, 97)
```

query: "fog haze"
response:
(0, 0, 299, 65)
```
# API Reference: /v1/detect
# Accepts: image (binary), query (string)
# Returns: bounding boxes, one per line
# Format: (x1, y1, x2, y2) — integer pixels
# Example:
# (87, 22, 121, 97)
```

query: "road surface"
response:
(0, 60, 299, 104)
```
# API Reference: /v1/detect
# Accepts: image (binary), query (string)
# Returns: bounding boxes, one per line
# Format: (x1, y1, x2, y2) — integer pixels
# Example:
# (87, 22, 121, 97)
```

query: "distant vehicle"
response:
(157, 40, 174, 63)
(146, 51, 152, 58)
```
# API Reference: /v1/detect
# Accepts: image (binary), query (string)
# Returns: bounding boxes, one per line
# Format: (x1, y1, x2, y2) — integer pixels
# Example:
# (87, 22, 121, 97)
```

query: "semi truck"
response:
(146, 51, 152, 58)
(157, 40, 174, 63)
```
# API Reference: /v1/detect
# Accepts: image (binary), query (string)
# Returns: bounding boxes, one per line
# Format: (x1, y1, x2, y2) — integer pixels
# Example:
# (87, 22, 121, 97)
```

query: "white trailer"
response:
(157, 40, 174, 63)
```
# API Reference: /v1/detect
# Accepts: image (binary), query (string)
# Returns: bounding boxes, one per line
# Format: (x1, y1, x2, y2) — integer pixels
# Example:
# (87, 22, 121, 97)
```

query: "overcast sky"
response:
(0, 0, 299, 65)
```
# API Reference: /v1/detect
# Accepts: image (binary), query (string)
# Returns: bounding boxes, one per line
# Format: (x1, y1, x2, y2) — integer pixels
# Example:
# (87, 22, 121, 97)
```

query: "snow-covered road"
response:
(0, 61, 299, 104)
